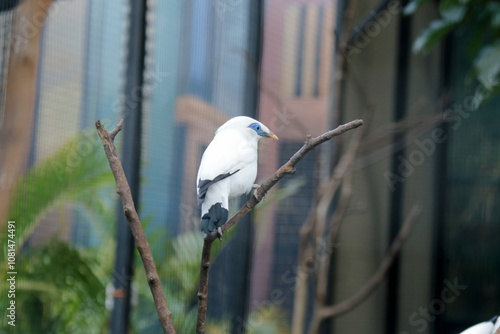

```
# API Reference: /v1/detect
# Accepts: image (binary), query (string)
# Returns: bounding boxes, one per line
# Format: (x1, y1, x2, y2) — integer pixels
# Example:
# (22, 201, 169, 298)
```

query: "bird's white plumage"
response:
(460, 317, 499, 334)
(196, 116, 277, 233)
(197, 129, 258, 214)
(198, 129, 257, 189)
(495, 318, 500, 333)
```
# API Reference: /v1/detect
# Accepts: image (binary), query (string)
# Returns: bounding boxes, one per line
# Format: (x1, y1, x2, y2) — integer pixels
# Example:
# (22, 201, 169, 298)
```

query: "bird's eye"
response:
(256, 126, 260, 130)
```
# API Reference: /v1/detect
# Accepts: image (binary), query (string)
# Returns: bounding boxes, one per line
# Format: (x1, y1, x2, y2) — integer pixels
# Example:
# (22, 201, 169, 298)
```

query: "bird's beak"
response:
(267, 132, 279, 140)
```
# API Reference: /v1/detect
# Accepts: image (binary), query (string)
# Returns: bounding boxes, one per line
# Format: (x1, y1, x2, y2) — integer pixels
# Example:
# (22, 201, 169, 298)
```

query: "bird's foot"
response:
(253, 184, 267, 201)
(217, 227, 223, 241)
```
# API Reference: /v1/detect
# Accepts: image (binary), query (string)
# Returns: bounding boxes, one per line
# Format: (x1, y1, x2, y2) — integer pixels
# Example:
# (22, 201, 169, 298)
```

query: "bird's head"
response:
(247, 122, 279, 140)
(216, 116, 279, 141)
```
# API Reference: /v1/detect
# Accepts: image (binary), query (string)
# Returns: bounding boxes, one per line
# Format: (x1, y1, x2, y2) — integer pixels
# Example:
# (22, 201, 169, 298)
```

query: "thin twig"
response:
(96, 120, 176, 334)
(290, 1, 361, 329)
(196, 119, 364, 334)
(315, 161, 355, 305)
(313, 75, 372, 307)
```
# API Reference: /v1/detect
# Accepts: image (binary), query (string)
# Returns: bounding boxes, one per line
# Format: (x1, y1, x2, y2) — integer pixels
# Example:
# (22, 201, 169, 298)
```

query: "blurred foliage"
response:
(0, 129, 115, 333)
(405, 0, 500, 98)
(1, 129, 290, 333)
(133, 224, 289, 333)
(8, 241, 108, 333)
(245, 306, 291, 334)
(6, 129, 115, 248)
(133, 230, 205, 333)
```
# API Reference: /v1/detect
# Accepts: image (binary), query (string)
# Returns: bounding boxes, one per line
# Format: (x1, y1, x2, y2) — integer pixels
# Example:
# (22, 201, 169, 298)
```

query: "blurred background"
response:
(0, 0, 499, 333)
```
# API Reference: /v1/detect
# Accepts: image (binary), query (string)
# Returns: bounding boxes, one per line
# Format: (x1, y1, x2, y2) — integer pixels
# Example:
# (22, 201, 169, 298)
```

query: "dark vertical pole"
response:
(386, 1, 411, 333)
(240, 0, 264, 333)
(231, 1, 264, 333)
(0, 0, 19, 11)
(110, 0, 147, 333)
(432, 35, 452, 334)
(322, 1, 349, 332)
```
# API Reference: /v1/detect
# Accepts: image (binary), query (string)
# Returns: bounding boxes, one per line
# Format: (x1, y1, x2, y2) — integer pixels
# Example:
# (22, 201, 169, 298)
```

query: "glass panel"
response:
(441, 29, 500, 332)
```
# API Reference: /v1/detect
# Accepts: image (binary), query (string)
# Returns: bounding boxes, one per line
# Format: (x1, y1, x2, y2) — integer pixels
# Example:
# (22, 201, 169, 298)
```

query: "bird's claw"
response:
(217, 227, 223, 241)
(253, 184, 266, 201)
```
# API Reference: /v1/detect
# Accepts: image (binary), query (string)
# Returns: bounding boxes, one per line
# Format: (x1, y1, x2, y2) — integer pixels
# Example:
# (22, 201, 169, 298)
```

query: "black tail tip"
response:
(201, 203, 229, 234)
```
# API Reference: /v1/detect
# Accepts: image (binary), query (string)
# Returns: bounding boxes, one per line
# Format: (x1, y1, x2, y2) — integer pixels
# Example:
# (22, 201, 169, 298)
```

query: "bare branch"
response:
(109, 119, 124, 141)
(95, 120, 176, 334)
(314, 124, 367, 305)
(323, 205, 421, 317)
(307, 205, 422, 333)
(315, 164, 355, 305)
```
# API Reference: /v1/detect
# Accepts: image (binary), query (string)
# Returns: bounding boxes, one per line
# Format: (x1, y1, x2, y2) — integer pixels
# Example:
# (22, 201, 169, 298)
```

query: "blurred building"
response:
(250, 0, 335, 320)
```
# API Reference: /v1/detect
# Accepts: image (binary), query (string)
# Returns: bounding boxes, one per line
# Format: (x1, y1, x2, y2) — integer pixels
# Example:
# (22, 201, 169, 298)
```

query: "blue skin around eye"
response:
(248, 122, 267, 137)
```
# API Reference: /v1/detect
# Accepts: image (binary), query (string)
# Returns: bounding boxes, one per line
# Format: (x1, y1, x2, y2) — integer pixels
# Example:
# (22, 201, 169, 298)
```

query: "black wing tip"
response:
(200, 202, 229, 234)
(197, 170, 241, 205)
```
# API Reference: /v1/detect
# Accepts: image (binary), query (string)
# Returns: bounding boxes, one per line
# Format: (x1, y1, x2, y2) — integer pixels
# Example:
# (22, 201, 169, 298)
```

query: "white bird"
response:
(196, 116, 278, 234)
(460, 316, 499, 334)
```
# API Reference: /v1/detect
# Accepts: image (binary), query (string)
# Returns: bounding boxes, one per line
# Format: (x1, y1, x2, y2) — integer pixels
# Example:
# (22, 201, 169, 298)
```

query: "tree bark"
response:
(96, 120, 176, 334)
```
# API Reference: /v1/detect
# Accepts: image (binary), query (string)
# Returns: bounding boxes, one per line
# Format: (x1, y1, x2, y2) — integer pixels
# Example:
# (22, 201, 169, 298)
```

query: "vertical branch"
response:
(307, 205, 422, 334)
(291, 210, 316, 334)
(196, 238, 213, 333)
(96, 120, 176, 334)
(291, 124, 365, 333)
(315, 125, 365, 307)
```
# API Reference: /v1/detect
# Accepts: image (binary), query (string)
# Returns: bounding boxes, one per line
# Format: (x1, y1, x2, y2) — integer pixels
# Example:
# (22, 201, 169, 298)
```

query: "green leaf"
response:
(474, 41, 500, 91)
(486, 2, 500, 27)
(4, 128, 114, 249)
(245, 305, 291, 334)
(413, 19, 457, 53)
(440, 5, 467, 23)
(1, 241, 108, 333)
(466, 17, 490, 60)
(403, 0, 431, 16)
